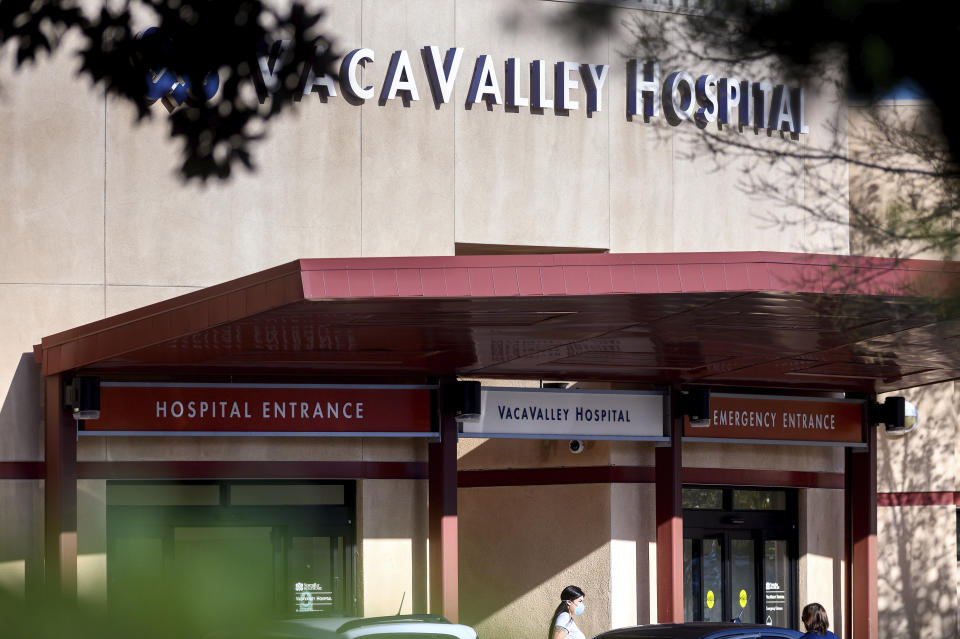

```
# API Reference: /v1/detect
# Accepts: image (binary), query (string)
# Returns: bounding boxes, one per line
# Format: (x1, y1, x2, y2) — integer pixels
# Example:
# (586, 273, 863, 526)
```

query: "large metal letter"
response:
(340, 48, 375, 100)
(791, 87, 810, 134)
(752, 81, 773, 129)
(530, 59, 554, 109)
(554, 61, 580, 111)
(718, 77, 740, 126)
(695, 74, 718, 126)
(467, 54, 502, 105)
(770, 85, 794, 132)
(738, 80, 753, 129)
(423, 46, 463, 105)
(582, 63, 609, 113)
(628, 60, 660, 118)
(381, 49, 420, 101)
(505, 58, 529, 108)
(663, 71, 695, 123)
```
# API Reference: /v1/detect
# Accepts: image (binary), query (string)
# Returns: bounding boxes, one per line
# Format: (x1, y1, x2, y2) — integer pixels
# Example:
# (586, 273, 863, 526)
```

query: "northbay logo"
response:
(146, 39, 810, 135)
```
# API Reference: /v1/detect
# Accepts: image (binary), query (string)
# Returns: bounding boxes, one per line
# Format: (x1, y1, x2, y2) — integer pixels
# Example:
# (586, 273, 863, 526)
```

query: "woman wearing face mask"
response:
(548, 585, 586, 639)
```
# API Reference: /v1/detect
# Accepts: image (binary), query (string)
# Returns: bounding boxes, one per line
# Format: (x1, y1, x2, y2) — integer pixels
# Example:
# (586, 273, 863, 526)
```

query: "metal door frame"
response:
(682, 487, 798, 628)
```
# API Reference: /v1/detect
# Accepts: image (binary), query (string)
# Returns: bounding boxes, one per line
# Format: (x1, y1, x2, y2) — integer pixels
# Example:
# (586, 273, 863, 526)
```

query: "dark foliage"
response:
(560, 0, 960, 167)
(1, 0, 336, 180)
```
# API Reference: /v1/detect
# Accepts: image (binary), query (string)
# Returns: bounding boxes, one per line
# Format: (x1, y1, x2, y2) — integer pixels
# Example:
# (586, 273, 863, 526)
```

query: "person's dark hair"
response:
(802, 602, 830, 635)
(547, 585, 584, 639)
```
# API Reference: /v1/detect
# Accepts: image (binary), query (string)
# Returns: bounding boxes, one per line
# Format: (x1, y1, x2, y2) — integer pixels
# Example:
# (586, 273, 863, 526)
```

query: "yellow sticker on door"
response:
(706, 590, 715, 609)
(739, 589, 748, 608)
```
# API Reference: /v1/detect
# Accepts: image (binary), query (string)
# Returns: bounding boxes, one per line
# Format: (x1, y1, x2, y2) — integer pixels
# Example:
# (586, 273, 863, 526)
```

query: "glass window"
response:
(683, 488, 723, 510)
(763, 540, 791, 627)
(107, 482, 220, 506)
(231, 484, 344, 505)
(731, 539, 756, 623)
(701, 538, 723, 622)
(732, 489, 786, 511)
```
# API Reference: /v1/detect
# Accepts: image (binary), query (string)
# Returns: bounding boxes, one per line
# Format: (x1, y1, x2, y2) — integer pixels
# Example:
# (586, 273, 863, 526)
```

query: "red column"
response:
(428, 411, 458, 621)
(44, 375, 77, 600)
(655, 417, 683, 623)
(847, 426, 878, 639)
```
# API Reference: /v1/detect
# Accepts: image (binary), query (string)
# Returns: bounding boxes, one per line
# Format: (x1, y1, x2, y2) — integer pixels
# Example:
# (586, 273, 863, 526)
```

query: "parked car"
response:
(591, 623, 803, 639)
(256, 614, 478, 639)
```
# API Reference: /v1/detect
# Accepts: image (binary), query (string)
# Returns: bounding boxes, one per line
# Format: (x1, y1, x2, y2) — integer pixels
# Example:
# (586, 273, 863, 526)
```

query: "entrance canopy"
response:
(36, 252, 960, 393)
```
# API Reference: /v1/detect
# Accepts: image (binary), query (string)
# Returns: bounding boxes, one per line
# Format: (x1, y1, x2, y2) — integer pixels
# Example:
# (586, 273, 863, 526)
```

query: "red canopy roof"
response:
(37, 252, 960, 393)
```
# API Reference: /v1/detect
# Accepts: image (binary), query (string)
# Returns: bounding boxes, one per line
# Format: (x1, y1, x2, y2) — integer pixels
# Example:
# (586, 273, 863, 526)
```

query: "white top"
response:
(555, 612, 586, 639)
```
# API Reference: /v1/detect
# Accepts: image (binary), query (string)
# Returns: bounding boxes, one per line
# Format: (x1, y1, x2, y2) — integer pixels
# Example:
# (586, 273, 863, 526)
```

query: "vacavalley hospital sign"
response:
(460, 388, 666, 440)
(150, 40, 810, 134)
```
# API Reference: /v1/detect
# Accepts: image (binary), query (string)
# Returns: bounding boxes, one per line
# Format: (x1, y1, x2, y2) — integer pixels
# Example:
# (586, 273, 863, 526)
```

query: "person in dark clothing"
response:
(800, 602, 839, 639)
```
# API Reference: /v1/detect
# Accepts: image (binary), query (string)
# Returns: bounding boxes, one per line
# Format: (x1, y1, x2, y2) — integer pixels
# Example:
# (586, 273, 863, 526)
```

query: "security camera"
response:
(569, 439, 585, 454)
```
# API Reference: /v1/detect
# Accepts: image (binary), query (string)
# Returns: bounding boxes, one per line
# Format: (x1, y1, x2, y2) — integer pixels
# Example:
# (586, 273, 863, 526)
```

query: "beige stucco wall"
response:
(877, 383, 958, 494)
(610, 482, 656, 627)
(848, 101, 954, 261)
(77, 479, 107, 610)
(459, 483, 611, 639)
(77, 436, 426, 463)
(876, 382, 959, 639)
(798, 488, 845, 636)
(878, 504, 958, 639)
(0, 480, 43, 598)
(358, 478, 428, 616)
(684, 441, 845, 473)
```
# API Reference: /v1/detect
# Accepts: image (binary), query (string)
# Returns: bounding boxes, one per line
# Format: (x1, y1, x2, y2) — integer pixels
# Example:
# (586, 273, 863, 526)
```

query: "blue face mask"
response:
(574, 602, 585, 616)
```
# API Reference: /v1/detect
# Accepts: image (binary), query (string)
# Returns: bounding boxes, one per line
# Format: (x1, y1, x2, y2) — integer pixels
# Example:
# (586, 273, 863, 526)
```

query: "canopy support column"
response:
(44, 374, 77, 600)
(428, 405, 459, 621)
(655, 416, 683, 623)
(847, 425, 878, 639)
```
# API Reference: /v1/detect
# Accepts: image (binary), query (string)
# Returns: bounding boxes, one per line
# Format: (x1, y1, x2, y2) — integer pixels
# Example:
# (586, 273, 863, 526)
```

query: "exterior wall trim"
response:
(0, 461, 44, 479)
(458, 466, 845, 489)
(878, 491, 960, 506)
(5, 461, 850, 487)
(75, 460, 428, 480)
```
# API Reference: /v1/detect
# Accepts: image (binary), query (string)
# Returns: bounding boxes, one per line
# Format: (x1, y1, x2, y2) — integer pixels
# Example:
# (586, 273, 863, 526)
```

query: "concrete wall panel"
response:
(104, 2, 363, 288)
(105, 285, 201, 316)
(454, 0, 610, 250)
(0, 34, 105, 285)
(359, 0, 456, 257)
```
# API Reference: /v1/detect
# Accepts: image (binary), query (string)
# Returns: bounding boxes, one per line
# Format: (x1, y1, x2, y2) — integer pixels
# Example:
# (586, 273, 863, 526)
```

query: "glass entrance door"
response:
(682, 487, 797, 628)
(106, 480, 356, 634)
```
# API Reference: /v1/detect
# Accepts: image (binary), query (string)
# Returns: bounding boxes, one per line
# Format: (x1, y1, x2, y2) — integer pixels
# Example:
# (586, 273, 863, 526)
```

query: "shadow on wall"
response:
(0, 353, 44, 598)
(458, 459, 612, 639)
(877, 382, 959, 639)
(0, 353, 44, 461)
